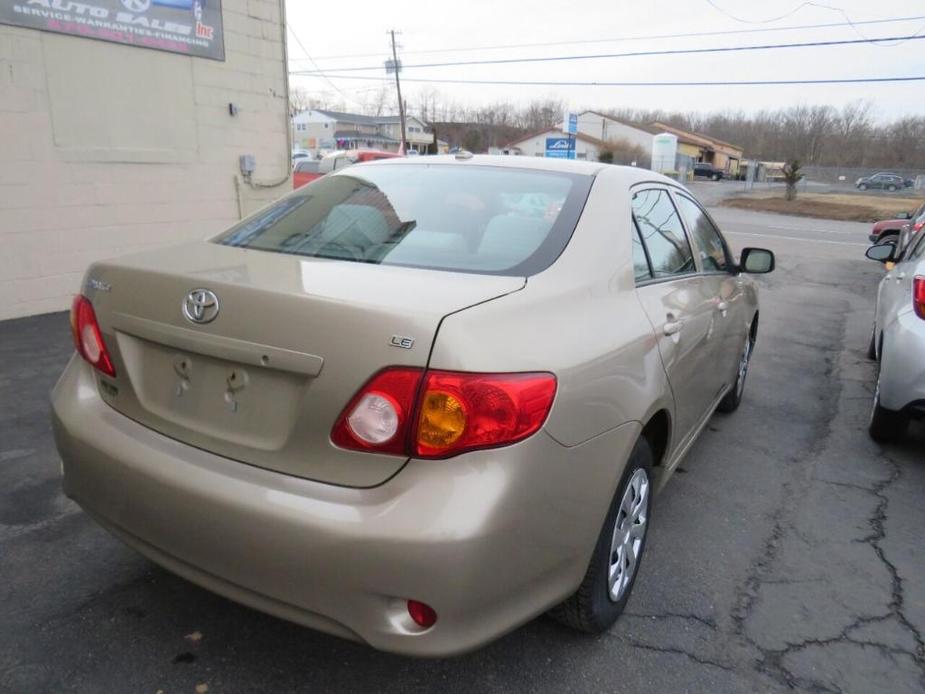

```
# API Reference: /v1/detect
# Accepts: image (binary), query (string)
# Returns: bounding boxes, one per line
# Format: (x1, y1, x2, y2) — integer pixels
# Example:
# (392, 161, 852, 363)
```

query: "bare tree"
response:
(782, 160, 802, 201)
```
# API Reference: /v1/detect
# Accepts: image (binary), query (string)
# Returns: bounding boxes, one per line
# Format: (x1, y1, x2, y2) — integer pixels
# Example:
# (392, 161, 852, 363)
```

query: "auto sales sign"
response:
(1, 0, 225, 61)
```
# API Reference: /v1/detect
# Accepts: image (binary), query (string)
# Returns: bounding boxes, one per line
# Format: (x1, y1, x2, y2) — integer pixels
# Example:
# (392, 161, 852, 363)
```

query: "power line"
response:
(289, 14, 925, 62)
(703, 1, 925, 47)
(297, 73, 925, 87)
(290, 33, 925, 76)
(286, 26, 366, 106)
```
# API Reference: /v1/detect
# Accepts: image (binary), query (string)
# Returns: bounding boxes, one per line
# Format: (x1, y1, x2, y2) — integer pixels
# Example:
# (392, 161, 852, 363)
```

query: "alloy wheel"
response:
(736, 337, 753, 398)
(608, 468, 650, 602)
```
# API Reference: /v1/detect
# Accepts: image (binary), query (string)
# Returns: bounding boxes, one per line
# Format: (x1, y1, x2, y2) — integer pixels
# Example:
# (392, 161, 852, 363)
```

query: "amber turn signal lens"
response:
(417, 390, 467, 449)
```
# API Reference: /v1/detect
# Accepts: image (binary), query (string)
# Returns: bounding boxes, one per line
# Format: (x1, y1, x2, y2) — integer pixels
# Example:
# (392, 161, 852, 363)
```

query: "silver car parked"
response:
(866, 229, 925, 440)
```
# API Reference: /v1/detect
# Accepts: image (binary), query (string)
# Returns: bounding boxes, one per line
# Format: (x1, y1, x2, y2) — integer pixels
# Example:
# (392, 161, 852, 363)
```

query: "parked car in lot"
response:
(293, 150, 401, 189)
(868, 201, 925, 245)
(856, 173, 906, 192)
(692, 162, 724, 181)
(52, 157, 774, 656)
(865, 230, 925, 441)
(292, 159, 322, 189)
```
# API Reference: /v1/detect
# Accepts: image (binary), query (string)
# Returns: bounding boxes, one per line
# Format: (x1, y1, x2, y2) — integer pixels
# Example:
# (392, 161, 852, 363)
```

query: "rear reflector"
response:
(332, 368, 556, 459)
(914, 276, 925, 320)
(70, 295, 116, 377)
(407, 600, 437, 628)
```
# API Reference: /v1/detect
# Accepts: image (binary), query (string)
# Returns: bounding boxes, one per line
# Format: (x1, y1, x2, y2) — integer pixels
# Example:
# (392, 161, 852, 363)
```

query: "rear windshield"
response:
(216, 163, 593, 276)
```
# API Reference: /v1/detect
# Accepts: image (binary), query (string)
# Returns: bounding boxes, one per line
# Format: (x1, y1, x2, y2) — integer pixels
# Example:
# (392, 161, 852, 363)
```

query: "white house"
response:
(503, 129, 608, 161)
(291, 110, 435, 155)
(575, 111, 657, 156)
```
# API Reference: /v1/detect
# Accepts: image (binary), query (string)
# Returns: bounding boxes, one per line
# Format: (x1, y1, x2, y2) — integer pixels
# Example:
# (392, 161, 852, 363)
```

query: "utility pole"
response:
(388, 29, 407, 154)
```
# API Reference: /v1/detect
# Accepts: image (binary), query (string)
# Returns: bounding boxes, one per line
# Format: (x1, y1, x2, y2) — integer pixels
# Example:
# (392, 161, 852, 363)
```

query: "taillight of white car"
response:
(914, 277, 925, 320)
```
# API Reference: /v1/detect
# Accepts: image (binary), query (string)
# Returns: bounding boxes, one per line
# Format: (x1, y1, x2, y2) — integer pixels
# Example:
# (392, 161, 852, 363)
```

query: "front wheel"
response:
(887, 185, 897, 192)
(717, 329, 754, 413)
(858, 183, 868, 191)
(548, 437, 653, 633)
(711, 173, 720, 181)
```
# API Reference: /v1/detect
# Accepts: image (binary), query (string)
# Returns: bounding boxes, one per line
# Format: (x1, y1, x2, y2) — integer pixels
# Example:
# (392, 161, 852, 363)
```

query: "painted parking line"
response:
(724, 231, 869, 247)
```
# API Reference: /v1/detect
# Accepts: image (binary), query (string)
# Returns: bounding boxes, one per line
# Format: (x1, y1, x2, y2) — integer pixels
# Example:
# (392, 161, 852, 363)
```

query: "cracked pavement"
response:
(1, 207, 924, 693)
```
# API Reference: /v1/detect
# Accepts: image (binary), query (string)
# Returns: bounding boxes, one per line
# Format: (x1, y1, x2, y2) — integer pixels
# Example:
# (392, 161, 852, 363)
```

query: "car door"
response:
(672, 191, 747, 394)
(631, 187, 722, 446)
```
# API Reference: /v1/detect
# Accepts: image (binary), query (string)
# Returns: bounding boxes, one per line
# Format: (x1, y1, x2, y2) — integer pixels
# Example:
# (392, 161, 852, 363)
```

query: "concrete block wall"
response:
(0, 0, 291, 320)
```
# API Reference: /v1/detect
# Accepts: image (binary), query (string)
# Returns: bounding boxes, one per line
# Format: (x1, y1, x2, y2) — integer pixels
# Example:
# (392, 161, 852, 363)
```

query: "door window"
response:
(674, 194, 730, 273)
(631, 189, 695, 278)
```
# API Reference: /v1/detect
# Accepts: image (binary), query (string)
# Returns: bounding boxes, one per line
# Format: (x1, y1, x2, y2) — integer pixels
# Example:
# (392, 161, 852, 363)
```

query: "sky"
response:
(285, 0, 925, 122)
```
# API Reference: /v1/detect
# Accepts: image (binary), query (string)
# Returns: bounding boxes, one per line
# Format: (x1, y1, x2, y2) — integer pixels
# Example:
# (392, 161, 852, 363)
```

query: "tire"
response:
(887, 185, 897, 192)
(717, 327, 754, 413)
(712, 174, 720, 181)
(858, 183, 868, 191)
(877, 234, 898, 246)
(549, 437, 654, 633)
(866, 327, 877, 361)
(869, 380, 908, 442)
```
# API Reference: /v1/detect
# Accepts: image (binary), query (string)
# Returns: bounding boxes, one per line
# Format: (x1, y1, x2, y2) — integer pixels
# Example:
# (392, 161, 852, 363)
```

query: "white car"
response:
(866, 230, 925, 440)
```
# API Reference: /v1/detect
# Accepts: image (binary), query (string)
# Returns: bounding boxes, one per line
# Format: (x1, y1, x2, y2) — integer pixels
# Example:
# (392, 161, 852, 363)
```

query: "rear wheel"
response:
(711, 173, 720, 181)
(549, 437, 653, 633)
(866, 327, 877, 361)
(887, 184, 897, 192)
(869, 380, 908, 442)
(877, 234, 898, 246)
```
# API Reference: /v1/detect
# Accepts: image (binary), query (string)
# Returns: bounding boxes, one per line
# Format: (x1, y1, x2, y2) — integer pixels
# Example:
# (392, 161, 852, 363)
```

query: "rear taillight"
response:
(70, 295, 116, 377)
(914, 277, 925, 320)
(913, 220, 924, 232)
(331, 368, 423, 455)
(332, 369, 556, 459)
(414, 371, 557, 458)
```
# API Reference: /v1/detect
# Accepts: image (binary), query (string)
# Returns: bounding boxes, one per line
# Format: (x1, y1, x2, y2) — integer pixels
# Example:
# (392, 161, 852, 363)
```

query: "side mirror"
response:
(740, 247, 775, 274)
(865, 243, 896, 263)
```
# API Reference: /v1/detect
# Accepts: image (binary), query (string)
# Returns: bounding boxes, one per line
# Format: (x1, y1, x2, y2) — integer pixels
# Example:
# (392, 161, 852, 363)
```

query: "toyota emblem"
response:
(182, 288, 220, 324)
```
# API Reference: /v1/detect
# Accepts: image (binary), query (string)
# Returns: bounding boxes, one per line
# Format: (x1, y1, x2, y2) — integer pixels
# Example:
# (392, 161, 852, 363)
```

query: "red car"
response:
(293, 150, 401, 189)
(869, 200, 925, 244)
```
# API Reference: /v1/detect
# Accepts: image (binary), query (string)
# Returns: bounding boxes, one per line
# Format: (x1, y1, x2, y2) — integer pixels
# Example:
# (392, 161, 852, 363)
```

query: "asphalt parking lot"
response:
(2, 206, 924, 693)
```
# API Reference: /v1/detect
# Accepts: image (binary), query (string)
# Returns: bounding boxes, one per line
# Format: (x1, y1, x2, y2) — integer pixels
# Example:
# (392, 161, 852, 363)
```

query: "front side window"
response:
(674, 193, 730, 273)
(631, 189, 695, 278)
(217, 164, 593, 276)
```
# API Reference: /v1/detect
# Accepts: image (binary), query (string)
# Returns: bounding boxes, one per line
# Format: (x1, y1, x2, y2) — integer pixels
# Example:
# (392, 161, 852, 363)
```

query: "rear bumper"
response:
(879, 311, 925, 413)
(51, 356, 639, 656)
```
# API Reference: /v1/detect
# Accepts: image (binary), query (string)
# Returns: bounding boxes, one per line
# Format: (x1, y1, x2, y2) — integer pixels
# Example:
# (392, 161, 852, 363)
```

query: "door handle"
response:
(664, 319, 683, 336)
(716, 300, 729, 315)
(896, 272, 905, 281)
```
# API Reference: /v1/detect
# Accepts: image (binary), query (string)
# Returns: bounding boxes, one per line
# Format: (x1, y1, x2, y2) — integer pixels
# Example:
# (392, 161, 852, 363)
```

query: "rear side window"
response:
(674, 193, 730, 272)
(296, 160, 320, 174)
(631, 189, 695, 278)
(632, 221, 652, 282)
(216, 164, 593, 276)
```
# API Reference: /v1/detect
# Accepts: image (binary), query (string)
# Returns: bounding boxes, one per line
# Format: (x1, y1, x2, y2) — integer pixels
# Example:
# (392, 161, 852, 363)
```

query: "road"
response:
(2, 207, 924, 693)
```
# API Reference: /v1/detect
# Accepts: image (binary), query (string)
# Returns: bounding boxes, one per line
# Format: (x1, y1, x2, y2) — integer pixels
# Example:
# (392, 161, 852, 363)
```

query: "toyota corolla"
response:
(52, 155, 774, 656)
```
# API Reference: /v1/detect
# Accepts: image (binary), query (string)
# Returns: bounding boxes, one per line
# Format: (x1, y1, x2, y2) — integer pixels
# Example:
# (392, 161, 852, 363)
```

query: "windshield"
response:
(216, 163, 593, 276)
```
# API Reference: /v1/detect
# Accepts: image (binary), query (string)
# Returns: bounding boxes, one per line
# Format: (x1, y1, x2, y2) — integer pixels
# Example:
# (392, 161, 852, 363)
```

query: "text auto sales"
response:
(16, 0, 214, 41)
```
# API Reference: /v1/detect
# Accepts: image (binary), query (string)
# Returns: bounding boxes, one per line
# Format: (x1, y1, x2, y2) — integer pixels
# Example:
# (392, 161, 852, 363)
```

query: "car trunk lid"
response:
(84, 241, 524, 487)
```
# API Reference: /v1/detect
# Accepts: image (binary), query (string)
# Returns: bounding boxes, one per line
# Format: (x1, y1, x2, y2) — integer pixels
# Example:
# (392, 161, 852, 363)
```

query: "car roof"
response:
(357, 154, 679, 188)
